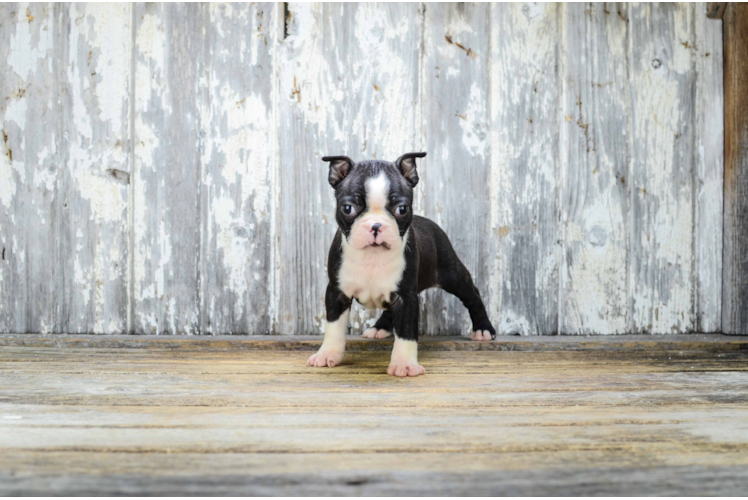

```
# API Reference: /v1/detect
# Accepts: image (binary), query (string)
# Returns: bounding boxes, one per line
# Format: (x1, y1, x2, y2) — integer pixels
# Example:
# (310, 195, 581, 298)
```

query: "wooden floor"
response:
(2, 334, 748, 496)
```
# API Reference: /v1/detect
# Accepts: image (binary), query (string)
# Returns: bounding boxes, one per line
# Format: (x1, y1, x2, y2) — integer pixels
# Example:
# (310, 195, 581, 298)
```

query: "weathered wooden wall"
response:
(0, 3, 726, 335)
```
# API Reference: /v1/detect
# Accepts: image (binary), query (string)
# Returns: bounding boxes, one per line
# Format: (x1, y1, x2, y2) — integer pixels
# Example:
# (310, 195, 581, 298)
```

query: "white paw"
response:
(387, 360, 425, 377)
(388, 338, 424, 377)
(307, 349, 344, 368)
(363, 328, 392, 339)
(471, 330, 493, 341)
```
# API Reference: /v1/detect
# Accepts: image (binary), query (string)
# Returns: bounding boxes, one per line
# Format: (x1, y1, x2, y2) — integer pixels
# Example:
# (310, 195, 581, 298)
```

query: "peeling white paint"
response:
(136, 12, 166, 103)
(218, 87, 270, 217)
(499, 309, 533, 336)
(7, 3, 54, 81)
(459, 82, 488, 158)
(77, 175, 127, 222)
(132, 4, 172, 333)
(211, 196, 247, 299)
(5, 97, 27, 130)
(0, 151, 14, 209)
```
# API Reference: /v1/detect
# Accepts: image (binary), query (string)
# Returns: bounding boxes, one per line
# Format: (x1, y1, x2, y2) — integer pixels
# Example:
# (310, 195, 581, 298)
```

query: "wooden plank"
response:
(4, 397, 748, 452)
(199, 3, 277, 334)
(722, 3, 748, 334)
(420, 3, 490, 336)
(131, 4, 203, 334)
(629, 3, 697, 333)
(3, 333, 746, 352)
(558, 3, 631, 334)
(277, 3, 421, 335)
(58, 4, 132, 333)
(2, 348, 747, 379)
(489, 3, 560, 335)
(695, 2, 724, 332)
(0, 3, 60, 333)
(2, 457, 748, 496)
(2, 450, 748, 482)
(707, 2, 727, 19)
(2, 348, 748, 405)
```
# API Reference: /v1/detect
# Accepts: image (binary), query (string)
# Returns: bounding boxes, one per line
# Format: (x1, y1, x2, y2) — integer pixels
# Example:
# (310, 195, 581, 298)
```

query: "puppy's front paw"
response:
(387, 360, 425, 377)
(471, 330, 494, 341)
(307, 349, 344, 368)
(362, 328, 392, 339)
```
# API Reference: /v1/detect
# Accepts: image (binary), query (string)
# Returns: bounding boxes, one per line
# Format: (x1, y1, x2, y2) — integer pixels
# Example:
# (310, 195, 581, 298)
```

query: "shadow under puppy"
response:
(308, 152, 496, 377)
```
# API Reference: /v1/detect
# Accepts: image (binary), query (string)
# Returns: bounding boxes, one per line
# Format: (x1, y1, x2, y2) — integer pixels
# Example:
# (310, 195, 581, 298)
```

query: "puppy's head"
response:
(323, 152, 426, 251)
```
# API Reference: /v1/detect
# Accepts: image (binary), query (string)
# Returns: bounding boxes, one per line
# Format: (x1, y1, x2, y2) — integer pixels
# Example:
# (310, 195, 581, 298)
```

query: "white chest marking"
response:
(338, 232, 407, 310)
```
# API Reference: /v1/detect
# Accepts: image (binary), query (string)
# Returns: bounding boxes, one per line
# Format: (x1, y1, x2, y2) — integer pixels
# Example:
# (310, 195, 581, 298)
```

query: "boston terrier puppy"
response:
(307, 152, 496, 377)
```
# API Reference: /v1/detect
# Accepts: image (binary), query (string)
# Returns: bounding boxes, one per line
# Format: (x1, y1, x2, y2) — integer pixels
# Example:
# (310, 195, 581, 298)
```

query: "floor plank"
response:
(1, 336, 748, 495)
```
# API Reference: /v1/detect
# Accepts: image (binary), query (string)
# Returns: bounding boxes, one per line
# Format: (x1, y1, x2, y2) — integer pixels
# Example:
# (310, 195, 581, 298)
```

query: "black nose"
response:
(371, 223, 382, 234)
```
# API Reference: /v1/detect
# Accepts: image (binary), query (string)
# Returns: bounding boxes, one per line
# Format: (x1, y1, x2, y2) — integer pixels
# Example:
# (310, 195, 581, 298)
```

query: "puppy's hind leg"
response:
(362, 310, 393, 339)
(439, 264, 496, 341)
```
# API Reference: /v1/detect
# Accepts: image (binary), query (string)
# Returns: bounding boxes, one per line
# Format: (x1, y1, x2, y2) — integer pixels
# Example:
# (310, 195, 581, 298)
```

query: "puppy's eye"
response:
(342, 204, 357, 216)
(396, 205, 408, 215)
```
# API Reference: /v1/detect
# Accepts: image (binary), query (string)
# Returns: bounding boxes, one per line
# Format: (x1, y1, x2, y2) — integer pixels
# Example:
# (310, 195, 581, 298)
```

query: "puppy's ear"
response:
(395, 152, 426, 187)
(322, 156, 354, 188)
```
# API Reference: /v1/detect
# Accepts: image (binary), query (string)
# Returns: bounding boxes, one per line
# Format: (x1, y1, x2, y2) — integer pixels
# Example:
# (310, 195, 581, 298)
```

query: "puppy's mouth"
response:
(367, 242, 391, 250)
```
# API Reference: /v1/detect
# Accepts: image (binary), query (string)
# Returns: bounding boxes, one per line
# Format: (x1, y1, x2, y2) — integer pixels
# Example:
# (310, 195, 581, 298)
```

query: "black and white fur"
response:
(307, 152, 496, 377)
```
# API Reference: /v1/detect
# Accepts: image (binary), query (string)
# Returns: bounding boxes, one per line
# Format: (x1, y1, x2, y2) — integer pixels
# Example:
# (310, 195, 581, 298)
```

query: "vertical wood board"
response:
(131, 3, 203, 334)
(59, 3, 132, 334)
(558, 3, 631, 334)
(0, 3, 60, 333)
(629, 3, 696, 333)
(694, 1, 723, 332)
(489, 3, 560, 335)
(420, 3, 491, 335)
(200, 3, 277, 334)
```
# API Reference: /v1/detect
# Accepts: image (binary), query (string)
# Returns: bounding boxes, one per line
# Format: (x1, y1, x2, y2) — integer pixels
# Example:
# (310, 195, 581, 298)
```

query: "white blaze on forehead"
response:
(365, 172, 390, 212)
